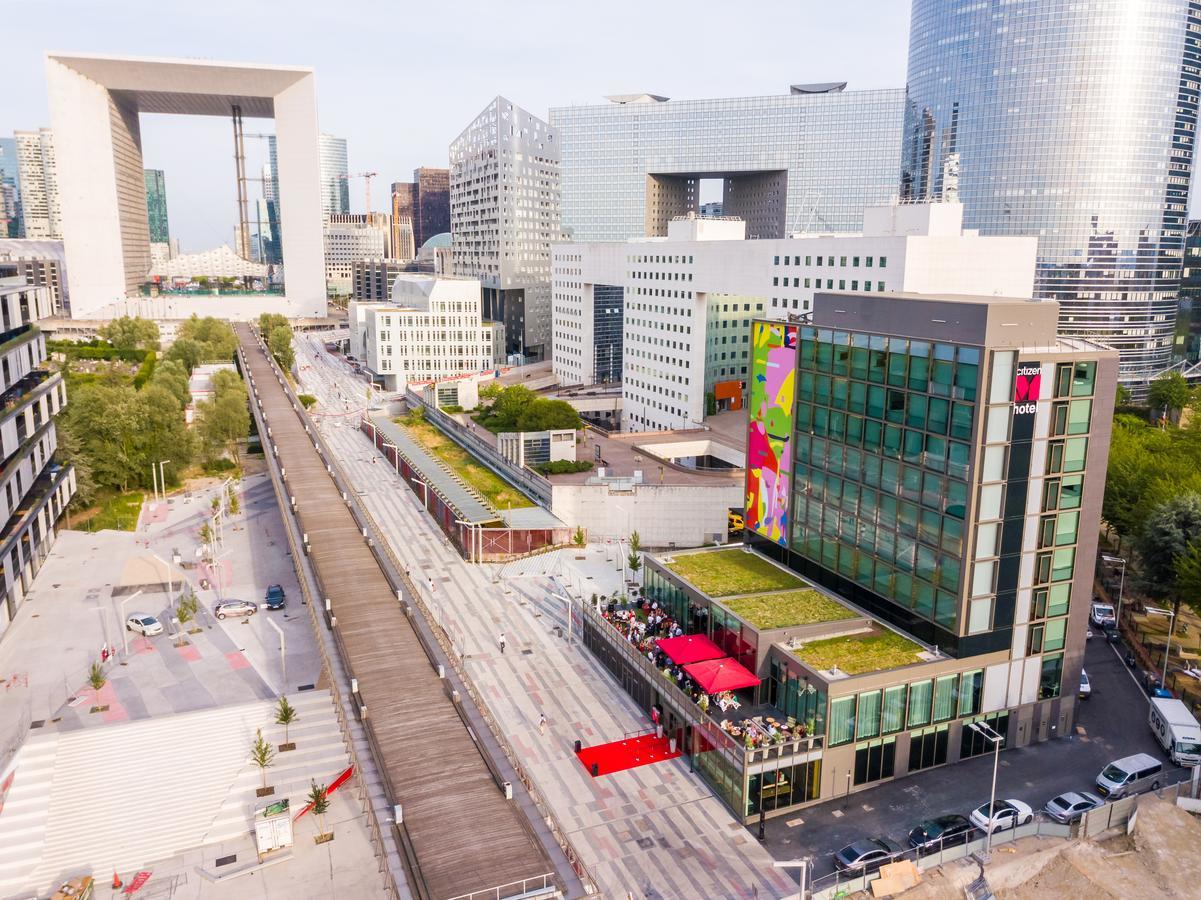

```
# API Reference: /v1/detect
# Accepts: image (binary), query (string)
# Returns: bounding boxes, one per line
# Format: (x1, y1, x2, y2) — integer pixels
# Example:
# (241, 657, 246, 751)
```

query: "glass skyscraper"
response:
(143, 169, 169, 244)
(901, 0, 1201, 391)
(549, 87, 904, 242)
(0, 138, 20, 238)
(319, 133, 349, 217)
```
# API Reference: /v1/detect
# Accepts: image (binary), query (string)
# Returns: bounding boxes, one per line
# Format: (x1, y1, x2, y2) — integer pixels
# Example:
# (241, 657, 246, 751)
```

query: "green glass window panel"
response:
(939, 558, 961, 592)
(1052, 548, 1076, 581)
(874, 565, 892, 596)
(916, 545, 937, 582)
(838, 546, 855, 577)
(919, 509, 941, 545)
(860, 488, 878, 522)
(884, 425, 903, 458)
(815, 375, 832, 405)
(1039, 653, 1064, 700)
(1044, 618, 1066, 652)
(1055, 363, 1073, 398)
(813, 407, 829, 437)
(902, 466, 922, 502)
(941, 518, 963, 555)
(1055, 511, 1079, 546)
(829, 696, 856, 746)
(950, 402, 974, 440)
(882, 685, 907, 734)
(907, 680, 932, 728)
(829, 411, 846, 441)
(906, 394, 928, 430)
(899, 501, 919, 538)
(876, 528, 895, 563)
(931, 359, 953, 396)
(796, 436, 812, 465)
(1060, 475, 1083, 509)
(955, 362, 979, 402)
(948, 441, 969, 478)
(1064, 437, 1088, 472)
(880, 459, 899, 492)
(796, 403, 812, 430)
(821, 539, 838, 569)
(800, 338, 816, 366)
(828, 446, 845, 478)
(849, 381, 867, 414)
(799, 371, 815, 402)
(922, 472, 943, 509)
(845, 447, 862, 477)
(833, 344, 850, 377)
(958, 670, 983, 717)
(945, 480, 968, 520)
(862, 455, 881, 488)
(857, 690, 881, 740)
(811, 438, 827, 467)
(897, 536, 916, 572)
(869, 349, 887, 383)
(1072, 361, 1097, 397)
(864, 420, 883, 450)
(879, 494, 898, 525)
(932, 674, 958, 722)
(846, 415, 864, 446)
(935, 591, 958, 629)
(925, 435, 947, 473)
(1048, 583, 1070, 617)
(894, 571, 913, 606)
(909, 354, 930, 390)
(886, 389, 907, 424)
(867, 385, 885, 419)
(816, 341, 833, 371)
(913, 580, 934, 618)
(851, 347, 869, 380)
(904, 430, 924, 464)
(843, 481, 860, 512)
(928, 397, 949, 434)
(833, 379, 850, 409)
(1067, 400, 1092, 435)
(888, 351, 909, 387)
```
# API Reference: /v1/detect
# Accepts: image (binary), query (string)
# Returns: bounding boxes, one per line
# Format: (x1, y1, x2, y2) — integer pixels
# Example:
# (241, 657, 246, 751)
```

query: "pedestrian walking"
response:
(499, 631, 506, 654)
(538, 713, 547, 736)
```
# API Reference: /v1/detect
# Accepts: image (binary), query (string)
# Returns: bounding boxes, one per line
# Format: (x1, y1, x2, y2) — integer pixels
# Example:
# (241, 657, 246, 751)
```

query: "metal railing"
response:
(446, 874, 558, 900)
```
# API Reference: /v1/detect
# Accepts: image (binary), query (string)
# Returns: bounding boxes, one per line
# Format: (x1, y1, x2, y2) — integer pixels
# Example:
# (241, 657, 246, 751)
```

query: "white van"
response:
(1095, 753, 1163, 799)
(1149, 697, 1201, 766)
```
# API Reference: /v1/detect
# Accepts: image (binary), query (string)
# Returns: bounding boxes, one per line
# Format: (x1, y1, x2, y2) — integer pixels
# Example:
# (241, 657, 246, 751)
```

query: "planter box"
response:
(89, 705, 109, 714)
(314, 832, 334, 845)
(278, 742, 296, 752)
(256, 786, 275, 797)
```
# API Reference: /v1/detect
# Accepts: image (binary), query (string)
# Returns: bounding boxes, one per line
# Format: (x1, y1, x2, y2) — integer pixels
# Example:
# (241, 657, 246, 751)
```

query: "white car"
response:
(126, 613, 164, 637)
(969, 798, 1033, 834)
(1090, 602, 1116, 628)
(1079, 669, 1092, 700)
(215, 599, 259, 620)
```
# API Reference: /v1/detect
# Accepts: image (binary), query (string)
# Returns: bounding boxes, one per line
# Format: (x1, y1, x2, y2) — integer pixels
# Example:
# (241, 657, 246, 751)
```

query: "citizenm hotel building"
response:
(586, 289, 1116, 822)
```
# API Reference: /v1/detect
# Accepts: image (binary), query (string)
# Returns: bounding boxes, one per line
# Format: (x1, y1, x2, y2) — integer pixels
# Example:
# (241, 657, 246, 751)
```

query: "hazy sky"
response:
(3, 0, 916, 250)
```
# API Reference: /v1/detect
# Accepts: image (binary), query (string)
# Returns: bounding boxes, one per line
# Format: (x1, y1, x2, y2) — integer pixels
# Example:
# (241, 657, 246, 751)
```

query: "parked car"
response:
(1095, 753, 1163, 799)
(728, 511, 744, 533)
(1090, 602, 1116, 628)
(125, 613, 163, 637)
(907, 814, 976, 852)
(1079, 669, 1092, 700)
(832, 837, 903, 874)
(265, 585, 286, 610)
(1043, 791, 1104, 824)
(969, 799, 1033, 834)
(214, 599, 258, 620)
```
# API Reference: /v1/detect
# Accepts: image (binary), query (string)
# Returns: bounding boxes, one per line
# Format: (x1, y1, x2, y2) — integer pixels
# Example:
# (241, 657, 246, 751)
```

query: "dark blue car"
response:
(265, 585, 286, 609)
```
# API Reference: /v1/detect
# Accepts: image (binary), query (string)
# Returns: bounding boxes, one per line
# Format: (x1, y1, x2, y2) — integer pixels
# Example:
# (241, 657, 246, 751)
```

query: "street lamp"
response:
(1145, 605, 1178, 691)
(266, 617, 287, 697)
(772, 859, 809, 898)
(117, 589, 144, 656)
(410, 476, 429, 506)
(149, 553, 174, 601)
(1101, 555, 1127, 626)
(968, 721, 1004, 859)
(158, 460, 171, 497)
(92, 606, 113, 659)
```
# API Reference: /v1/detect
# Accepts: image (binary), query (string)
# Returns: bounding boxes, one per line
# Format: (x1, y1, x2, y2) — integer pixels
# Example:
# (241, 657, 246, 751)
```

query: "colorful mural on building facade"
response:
(746, 322, 797, 545)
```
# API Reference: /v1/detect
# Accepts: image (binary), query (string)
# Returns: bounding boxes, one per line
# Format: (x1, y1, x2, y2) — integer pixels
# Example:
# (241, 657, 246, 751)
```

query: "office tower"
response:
(451, 97, 560, 361)
(14, 129, 59, 240)
(699, 201, 723, 218)
(552, 203, 1038, 431)
(319, 133, 349, 217)
(0, 241, 67, 312)
(549, 85, 904, 242)
(392, 168, 450, 250)
(144, 169, 170, 244)
(353, 259, 410, 301)
(323, 213, 389, 294)
(391, 216, 416, 262)
(0, 270, 75, 637)
(0, 139, 20, 238)
(901, 0, 1201, 392)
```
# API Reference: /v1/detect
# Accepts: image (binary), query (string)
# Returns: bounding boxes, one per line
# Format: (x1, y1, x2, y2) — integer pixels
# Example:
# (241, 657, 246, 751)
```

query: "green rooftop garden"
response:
(664, 548, 803, 597)
(793, 629, 924, 676)
(723, 589, 855, 630)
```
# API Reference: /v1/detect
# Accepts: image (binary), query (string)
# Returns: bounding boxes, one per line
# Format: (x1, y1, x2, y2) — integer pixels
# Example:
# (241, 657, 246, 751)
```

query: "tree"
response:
(515, 398, 581, 432)
(228, 487, 240, 516)
(1147, 371, 1192, 424)
(307, 780, 331, 840)
(487, 385, 537, 429)
(250, 728, 275, 792)
(164, 336, 203, 372)
(1136, 493, 1201, 617)
(268, 325, 295, 371)
(627, 552, 642, 576)
(1174, 542, 1201, 620)
(1116, 383, 1133, 408)
(259, 312, 289, 335)
(99, 316, 160, 351)
(572, 526, 586, 548)
(196, 389, 250, 464)
(88, 661, 106, 707)
(275, 696, 299, 748)
(478, 383, 502, 405)
(54, 419, 97, 510)
(629, 530, 643, 554)
(175, 596, 193, 643)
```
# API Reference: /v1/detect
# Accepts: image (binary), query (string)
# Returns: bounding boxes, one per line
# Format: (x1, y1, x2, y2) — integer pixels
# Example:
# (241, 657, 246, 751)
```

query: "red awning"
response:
(656, 634, 725, 665)
(683, 657, 761, 694)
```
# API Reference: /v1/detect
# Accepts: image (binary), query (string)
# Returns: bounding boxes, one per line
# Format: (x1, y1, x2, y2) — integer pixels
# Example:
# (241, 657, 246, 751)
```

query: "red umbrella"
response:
(657, 634, 725, 665)
(683, 657, 761, 694)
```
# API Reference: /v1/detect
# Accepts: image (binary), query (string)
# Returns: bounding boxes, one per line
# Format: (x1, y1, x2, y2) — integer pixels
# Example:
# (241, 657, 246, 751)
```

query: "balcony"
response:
(0, 462, 72, 548)
(0, 370, 54, 416)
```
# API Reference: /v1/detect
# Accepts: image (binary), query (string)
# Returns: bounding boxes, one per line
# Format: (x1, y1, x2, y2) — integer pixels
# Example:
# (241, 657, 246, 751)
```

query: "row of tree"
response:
(474, 384, 581, 432)
(260, 313, 295, 371)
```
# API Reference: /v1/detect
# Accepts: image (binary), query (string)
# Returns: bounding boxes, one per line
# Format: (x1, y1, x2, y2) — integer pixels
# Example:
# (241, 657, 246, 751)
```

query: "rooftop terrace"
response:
(664, 547, 803, 597)
(792, 628, 926, 677)
(723, 589, 856, 631)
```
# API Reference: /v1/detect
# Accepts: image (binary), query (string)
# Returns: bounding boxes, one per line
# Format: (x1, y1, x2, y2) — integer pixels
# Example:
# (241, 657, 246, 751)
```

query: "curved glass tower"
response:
(902, 0, 1201, 389)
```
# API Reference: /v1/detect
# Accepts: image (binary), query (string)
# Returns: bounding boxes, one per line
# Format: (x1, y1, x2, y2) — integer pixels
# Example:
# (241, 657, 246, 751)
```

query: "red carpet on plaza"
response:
(576, 733, 681, 777)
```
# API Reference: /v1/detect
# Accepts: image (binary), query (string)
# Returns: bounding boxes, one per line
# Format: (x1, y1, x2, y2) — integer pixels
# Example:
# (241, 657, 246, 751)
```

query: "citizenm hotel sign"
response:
(1012, 362, 1041, 416)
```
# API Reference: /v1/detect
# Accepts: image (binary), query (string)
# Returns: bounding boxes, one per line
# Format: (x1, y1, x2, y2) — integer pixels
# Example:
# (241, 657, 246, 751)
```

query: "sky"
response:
(2, 0, 916, 250)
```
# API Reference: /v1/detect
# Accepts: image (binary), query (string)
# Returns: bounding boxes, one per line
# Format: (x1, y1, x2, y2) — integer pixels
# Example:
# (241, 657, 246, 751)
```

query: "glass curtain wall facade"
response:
(144, 169, 169, 244)
(319, 133, 349, 217)
(592, 284, 623, 383)
(901, 0, 1201, 391)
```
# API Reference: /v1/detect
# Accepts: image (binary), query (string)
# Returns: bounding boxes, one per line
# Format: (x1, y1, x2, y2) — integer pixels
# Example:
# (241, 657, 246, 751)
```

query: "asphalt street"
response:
(767, 634, 1190, 879)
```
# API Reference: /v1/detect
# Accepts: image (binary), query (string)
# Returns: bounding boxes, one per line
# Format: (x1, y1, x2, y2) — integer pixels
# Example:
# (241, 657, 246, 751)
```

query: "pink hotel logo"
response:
(1013, 363, 1041, 415)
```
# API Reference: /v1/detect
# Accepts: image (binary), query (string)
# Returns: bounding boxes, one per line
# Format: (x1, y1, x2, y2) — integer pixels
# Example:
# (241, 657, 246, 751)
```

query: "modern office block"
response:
(324, 213, 389, 293)
(143, 169, 170, 244)
(392, 168, 449, 250)
(14, 129, 59, 240)
(318, 133, 349, 217)
(451, 97, 560, 361)
(46, 53, 325, 319)
(901, 0, 1201, 391)
(0, 273, 75, 641)
(353, 258, 409, 301)
(0, 139, 20, 239)
(549, 85, 904, 242)
(552, 203, 1038, 432)
(0, 243, 66, 312)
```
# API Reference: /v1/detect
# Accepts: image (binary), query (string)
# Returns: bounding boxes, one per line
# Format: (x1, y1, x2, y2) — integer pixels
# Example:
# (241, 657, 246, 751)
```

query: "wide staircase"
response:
(0, 690, 348, 897)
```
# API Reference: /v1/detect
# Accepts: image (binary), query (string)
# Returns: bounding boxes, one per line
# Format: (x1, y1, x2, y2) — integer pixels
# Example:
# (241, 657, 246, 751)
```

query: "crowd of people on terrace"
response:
(601, 598, 809, 749)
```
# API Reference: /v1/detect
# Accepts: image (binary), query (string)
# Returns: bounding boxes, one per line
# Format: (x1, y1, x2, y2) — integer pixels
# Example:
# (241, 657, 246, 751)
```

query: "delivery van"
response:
(1149, 697, 1201, 767)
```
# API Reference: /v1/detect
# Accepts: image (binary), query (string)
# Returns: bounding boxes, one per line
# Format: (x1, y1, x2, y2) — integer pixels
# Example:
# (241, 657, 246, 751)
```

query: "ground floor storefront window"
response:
(695, 742, 745, 815)
(959, 711, 1010, 760)
(908, 724, 949, 771)
(746, 758, 822, 816)
(853, 737, 896, 785)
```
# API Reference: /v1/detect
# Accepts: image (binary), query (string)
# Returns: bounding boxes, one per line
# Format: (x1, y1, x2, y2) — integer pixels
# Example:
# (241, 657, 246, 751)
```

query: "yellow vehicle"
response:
(728, 511, 744, 533)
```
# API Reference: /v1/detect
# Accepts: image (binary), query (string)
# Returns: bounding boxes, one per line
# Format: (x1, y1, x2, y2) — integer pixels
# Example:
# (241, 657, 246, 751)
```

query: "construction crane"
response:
(340, 171, 379, 214)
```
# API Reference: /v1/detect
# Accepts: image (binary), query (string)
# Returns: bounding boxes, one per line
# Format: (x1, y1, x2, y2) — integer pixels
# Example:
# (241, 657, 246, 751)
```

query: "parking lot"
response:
(766, 635, 1190, 879)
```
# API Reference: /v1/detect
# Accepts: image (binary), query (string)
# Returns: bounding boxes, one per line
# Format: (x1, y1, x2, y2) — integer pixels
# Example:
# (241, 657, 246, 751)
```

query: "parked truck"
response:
(1149, 697, 1201, 767)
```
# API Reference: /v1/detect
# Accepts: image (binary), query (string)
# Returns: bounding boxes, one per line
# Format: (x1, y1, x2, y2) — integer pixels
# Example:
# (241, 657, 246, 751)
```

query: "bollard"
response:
(351, 677, 359, 694)
(574, 740, 582, 753)
(504, 782, 513, 800)
(452, 690, 460, 704)
(591, 763, 599, 777)
(324, 598, 331, 613)
(437, 664, 445, 678)
(394, 804, 403, 824)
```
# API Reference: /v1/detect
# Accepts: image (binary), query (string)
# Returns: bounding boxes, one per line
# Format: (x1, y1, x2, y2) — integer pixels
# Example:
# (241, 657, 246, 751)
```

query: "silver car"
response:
(1043, 791, 1103, 823)
(126, 613, 163, 636)
(214, 599, 258, 620)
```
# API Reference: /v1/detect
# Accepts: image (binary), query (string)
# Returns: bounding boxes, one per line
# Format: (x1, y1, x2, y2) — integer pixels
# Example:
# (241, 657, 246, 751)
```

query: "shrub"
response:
(298, 394, 317, 409)
(534, 460, 594, 476)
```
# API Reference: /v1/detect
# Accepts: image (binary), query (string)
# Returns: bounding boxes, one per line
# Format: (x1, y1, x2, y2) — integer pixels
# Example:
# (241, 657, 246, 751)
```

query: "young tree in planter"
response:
(87, 661, 106, 710)
(572, 526, 586, 548)
(627, 552, 643, 578)
(307, 780, 332, 842)
(227, 486, 241, 516)
(250, 728, 276, 795)
(275, 696, 299, 751)
(175, 600, 193, 645)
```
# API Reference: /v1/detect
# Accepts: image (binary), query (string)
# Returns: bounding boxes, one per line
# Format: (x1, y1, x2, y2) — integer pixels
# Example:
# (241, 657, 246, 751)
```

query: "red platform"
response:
(576, 732, 681, 777)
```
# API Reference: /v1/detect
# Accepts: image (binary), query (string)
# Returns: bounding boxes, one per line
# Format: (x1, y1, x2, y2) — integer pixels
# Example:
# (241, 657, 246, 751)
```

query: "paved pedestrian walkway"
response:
(299, 337, 797, 900)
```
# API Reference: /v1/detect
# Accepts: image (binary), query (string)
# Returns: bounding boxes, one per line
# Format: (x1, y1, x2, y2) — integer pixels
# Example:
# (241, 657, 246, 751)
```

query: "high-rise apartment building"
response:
(319, 133, 349, 217)
(144, 169, 170, 244)
(451, 96, 560, 361)
(0, 270, 75, 639)
(392, 168, 450, 249)
(548, 85, 904, 242)
(0, 139, 20, 239)
(14, 129, 59, 240)
(901, 0, 1201, 392)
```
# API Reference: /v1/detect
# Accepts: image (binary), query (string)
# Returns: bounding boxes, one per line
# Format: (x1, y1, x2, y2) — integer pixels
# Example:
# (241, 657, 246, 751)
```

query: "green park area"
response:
(664, 548, 804, 597)
(398, 413, 535, 510)
(72, 491, 145, 532)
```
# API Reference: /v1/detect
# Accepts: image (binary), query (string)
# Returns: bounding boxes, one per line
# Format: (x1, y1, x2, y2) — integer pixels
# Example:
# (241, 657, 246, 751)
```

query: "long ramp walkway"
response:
(236, 325, 558, 900)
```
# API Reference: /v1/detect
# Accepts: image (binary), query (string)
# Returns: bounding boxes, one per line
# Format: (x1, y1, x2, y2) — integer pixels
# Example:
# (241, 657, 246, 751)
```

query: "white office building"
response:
(349, 274, 498, 391)
(551, 202, 1038, 432)
(14, 129, 60, 240)
(323, 213, 390, 294)
(450, 96, 560, 362)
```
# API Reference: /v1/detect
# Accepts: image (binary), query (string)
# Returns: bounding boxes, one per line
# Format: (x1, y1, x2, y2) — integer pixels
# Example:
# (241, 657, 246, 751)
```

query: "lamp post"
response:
(158, 460, 171, 497)
(117, 589, 144, 656)
(1146, 605, 1178, 691)
(410, 476, 428, 506)
(968, 721, 1004, 859)
(92, 606, 112, 659)
(1101, 555, 1127, 626)
(772, 860, 809, 899)
(149, 553, 173, 601)
(266, 617, 287, 696)
(454, 518, 477, 563)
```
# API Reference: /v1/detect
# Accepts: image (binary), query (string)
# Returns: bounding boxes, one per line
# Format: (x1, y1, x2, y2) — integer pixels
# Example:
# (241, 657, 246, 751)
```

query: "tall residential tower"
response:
(14, 129, 59, 240)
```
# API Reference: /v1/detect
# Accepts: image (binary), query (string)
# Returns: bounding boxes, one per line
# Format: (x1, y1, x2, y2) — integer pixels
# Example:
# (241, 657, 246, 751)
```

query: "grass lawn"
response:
(71, 491, 145, 532)
(794, 629, 924, 676)
(665, 548, 803, 597)
(724, 589, 855, 630)
(400, 418, 535, 510)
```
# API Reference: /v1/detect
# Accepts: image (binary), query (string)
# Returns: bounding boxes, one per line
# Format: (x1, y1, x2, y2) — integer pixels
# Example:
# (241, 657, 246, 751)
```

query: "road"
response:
(768, 633, 1190, 879)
